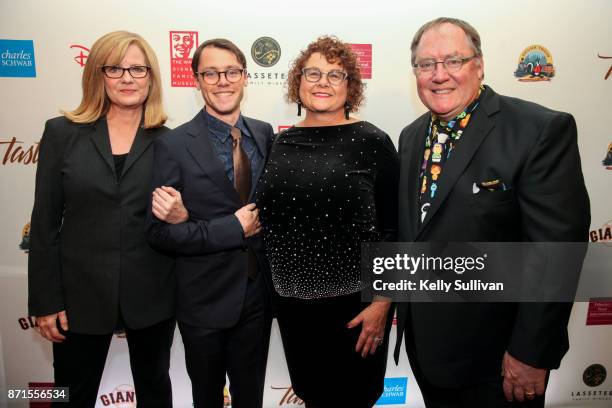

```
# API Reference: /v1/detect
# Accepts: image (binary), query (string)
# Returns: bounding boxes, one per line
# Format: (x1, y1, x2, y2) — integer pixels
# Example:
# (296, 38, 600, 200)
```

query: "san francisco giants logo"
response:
(70, 45, 90, 67)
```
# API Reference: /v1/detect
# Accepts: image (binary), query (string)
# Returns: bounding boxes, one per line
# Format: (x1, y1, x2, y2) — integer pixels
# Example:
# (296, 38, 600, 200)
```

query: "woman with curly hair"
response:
(257, 36, 399, 407)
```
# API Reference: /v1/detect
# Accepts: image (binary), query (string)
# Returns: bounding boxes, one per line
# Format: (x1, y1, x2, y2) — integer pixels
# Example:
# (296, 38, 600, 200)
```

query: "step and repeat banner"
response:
(1, 0, 611, 406)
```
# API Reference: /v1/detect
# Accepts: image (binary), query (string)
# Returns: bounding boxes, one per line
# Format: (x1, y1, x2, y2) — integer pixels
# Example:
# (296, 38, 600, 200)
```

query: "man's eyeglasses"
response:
(412, 55, 477, 74)
(196, 68, 245, 85)
(101, 65, 150, 79)
(301, 68, 348, 85)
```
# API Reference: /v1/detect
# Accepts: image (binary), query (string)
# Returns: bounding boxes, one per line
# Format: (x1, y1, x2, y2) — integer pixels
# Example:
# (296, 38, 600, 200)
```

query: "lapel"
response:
(120, 126, 152, 179)
(89, 118, 116, 179)
(404, 115, 429, 241)
(185, 111, 242, 205)
(416, 86, 499, 239)
(242, 117, 268, 200)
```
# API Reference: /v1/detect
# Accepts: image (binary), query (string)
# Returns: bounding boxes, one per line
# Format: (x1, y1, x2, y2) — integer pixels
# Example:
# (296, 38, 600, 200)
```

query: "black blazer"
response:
(395, 86, 590, 387)
(28, 116, 175, 335)
(145, 111, 274, 329)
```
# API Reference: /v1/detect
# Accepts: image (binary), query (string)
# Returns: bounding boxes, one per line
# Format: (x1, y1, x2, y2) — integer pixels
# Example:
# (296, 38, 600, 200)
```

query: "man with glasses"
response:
(146, 38, 274, 408)
(394, 18, 590, 407)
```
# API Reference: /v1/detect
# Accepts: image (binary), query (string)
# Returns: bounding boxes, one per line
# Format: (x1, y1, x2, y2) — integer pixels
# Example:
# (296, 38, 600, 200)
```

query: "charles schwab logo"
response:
(514, 44, 555, 82)
(376, 377, 408, 405)
(248, 37, 285, 86)
(570, 364, 611, 401)
(0, 39, 36, 77)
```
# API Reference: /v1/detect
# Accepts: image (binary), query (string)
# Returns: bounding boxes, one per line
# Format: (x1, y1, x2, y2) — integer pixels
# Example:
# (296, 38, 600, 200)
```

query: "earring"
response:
(297, 101, 302, 116)
(344, 103, 350, 120)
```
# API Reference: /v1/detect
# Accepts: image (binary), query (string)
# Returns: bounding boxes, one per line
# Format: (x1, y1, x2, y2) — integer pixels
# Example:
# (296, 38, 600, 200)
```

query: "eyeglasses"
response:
(412, 56, 476, 74)
(101, 65, 150, 79)
(196, 68, 245, 85)
(301, 68, 348, 85)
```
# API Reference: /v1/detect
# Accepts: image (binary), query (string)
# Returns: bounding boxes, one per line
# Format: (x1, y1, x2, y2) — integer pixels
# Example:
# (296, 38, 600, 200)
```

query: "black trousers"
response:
(52, 317, 175, 408)
(406, 340, 546, 408)
(178, 274, 272, 408)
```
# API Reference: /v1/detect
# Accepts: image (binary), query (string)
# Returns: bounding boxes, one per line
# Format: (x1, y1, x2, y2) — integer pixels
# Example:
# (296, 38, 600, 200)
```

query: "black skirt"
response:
(276, 291, 393, 407)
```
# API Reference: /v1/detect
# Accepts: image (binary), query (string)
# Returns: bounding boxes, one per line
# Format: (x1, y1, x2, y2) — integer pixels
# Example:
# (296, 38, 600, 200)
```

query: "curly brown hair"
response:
(286, 36, 365, 112)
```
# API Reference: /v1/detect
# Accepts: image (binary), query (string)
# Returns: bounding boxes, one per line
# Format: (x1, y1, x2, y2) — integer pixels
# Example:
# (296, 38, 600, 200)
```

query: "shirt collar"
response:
(203, 106, 248, 142)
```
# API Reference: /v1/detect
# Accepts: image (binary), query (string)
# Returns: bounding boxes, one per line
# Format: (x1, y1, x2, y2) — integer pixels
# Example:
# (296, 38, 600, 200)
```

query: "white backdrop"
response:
(1, 0, 611, 406)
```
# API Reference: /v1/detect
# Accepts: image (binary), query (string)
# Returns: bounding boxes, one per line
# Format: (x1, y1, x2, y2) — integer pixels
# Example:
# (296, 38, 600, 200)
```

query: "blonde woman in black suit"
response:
(28, 31, 175, 407)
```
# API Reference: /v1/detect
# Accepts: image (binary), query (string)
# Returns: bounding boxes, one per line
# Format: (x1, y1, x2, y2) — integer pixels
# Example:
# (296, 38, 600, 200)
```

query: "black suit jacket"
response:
(145, 111, 274, 329)
(395, 86, 590, 388)
(28, 116, 175, 335)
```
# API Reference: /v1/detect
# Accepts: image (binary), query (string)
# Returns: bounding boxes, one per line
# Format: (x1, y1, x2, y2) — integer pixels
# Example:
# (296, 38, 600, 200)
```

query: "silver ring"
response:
(374, 336, 384, 345)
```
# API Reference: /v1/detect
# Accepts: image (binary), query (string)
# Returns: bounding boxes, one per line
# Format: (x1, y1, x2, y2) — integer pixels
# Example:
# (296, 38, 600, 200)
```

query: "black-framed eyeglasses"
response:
(196, 68, 245, 85)
(301, 67, 348, 85)
(412, 55, 477, 74)
(101, 65, 150, 79)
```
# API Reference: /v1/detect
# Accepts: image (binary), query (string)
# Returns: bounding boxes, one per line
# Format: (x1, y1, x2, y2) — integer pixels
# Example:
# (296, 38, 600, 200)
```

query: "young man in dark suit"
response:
(146, 38, 274, 408)
(394, 18, 590, 407)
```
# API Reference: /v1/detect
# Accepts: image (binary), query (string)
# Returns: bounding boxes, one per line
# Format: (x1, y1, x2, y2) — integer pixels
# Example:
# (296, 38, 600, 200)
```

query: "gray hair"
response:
(410, 17, 483, 65)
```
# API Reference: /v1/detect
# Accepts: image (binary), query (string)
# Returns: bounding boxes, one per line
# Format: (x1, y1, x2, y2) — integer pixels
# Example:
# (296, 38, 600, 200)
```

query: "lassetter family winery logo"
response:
(571, 363, 612, 401)
(169, 31, 198, 88)
(100, 384, 136, 407)
(251, 37, 281, 67)
(248, 37, 286, 86)
(20, 222, 30, 252)
(514, 45, 555, 81)
(70, 44, 90, 67)
(603, 142, 612, 169)
(0, 137, 40, 165)
(590, 220, 612, 247)
(598, 53, 612, 80)
(584, 364, 607, 387)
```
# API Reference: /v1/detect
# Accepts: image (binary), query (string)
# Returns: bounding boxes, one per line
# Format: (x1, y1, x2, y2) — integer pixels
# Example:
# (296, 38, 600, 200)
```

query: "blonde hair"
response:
(63, 31, 167, 128)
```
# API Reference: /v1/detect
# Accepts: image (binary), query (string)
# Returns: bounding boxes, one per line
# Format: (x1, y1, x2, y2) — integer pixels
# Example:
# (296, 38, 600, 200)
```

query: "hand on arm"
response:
(234, 203, 262, 238)
(346, 299, 391, 358)
(152, 186, 189, 224)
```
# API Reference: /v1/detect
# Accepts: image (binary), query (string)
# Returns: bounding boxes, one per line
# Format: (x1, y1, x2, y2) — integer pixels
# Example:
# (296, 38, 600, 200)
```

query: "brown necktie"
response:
(230, 127, 252, 204)
(230, 127, 257, 279)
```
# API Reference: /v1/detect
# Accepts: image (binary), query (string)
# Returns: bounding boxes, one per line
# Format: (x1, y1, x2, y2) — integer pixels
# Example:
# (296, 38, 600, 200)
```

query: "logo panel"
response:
(0, 39, 36, 77)
(514, 45, 555, 82)
(169, 31, 198, 88)
(70, 44, 90, 67)
(349, 44, 372, 79)
(586, 299, 612, 326)
(603, 142, 612, 170)
(251, 37, 281, 67)
(376, 377, 408, 405)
